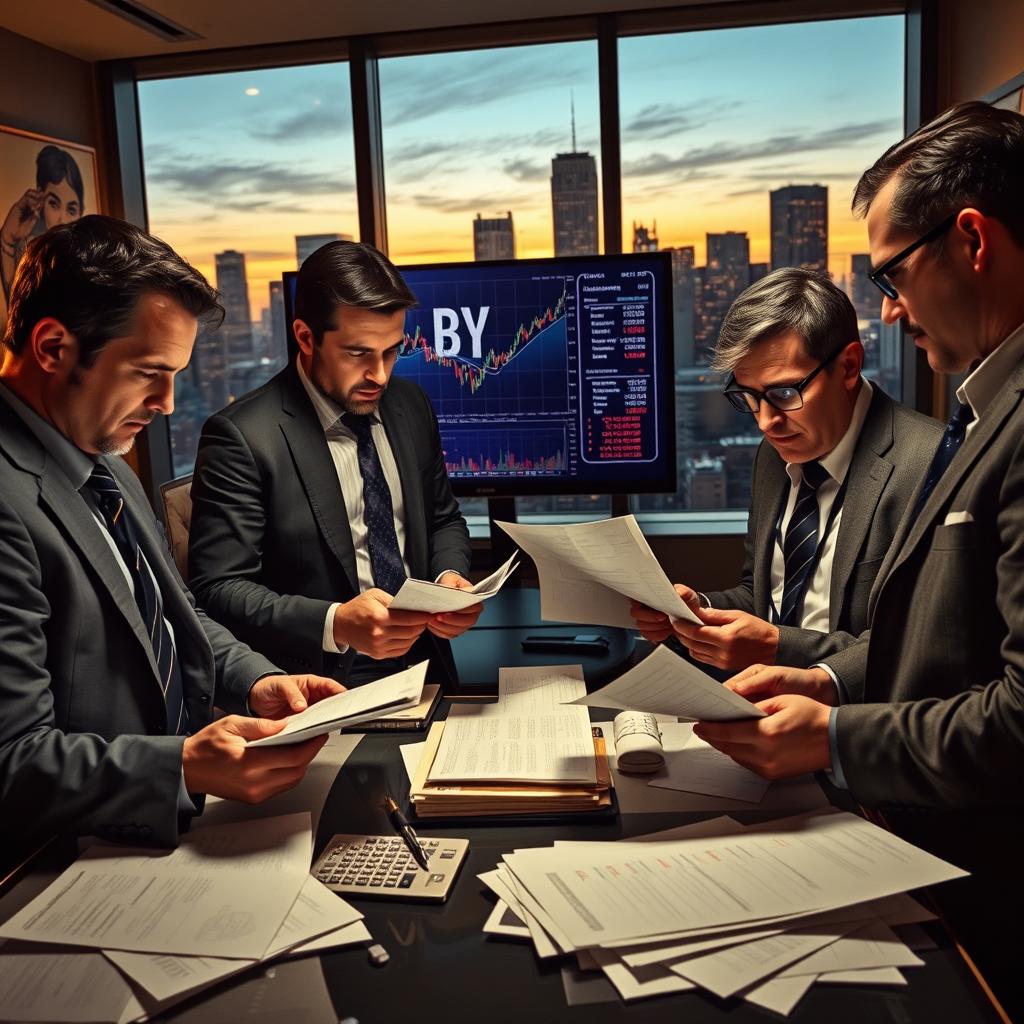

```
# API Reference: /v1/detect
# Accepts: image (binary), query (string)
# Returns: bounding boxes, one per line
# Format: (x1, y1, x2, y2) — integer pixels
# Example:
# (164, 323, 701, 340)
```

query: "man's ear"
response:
(29, 318, 78, 376)
(842, 340, 865, 387)
(292, 318, 316, 357)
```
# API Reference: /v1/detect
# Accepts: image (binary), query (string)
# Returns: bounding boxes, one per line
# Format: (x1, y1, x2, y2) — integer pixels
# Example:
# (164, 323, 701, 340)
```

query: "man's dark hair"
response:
(713, 267, 859, 373)
(294, 240, 416, 343)
(36, 145, 85, 210)
(2, 215, 223, 366)
(853, 101, 1024, 247)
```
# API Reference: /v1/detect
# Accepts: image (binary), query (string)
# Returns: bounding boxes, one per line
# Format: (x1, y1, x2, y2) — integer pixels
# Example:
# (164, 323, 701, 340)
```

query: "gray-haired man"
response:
(632, 267, 940, 674)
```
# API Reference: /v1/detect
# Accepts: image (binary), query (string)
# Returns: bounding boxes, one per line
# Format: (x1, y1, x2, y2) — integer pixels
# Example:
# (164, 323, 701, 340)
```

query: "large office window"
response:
(620, 16, 905, 515)
(138, 63, 358, 477)
(379, 42, 608, 517)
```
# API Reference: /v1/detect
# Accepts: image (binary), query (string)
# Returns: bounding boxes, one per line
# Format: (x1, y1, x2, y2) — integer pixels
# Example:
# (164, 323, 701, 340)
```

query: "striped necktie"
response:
(342, 413, 407, 595)
(85, 463, 186, 735)
(911, 400, 975, 520)
(778, 458, 830, 627)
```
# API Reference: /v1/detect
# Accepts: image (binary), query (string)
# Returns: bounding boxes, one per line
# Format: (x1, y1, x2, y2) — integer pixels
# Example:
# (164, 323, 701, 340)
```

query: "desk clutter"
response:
(0, 813, 370, 1023)
(479, 810, 965, 1016)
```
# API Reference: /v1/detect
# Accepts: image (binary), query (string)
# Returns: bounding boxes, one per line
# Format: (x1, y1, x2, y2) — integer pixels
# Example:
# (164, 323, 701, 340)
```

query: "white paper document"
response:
(0, 814, 312, 959)
(248, 661, 426, 747)
(389, 552, 519, 613)
(497, 664, 587, 711)
(647, 727, 770, 803)
(779, 920, 924, 978)
(496, 516, 701, 629)
(570, 643, 764, 721)
(499, 811, 966, 951)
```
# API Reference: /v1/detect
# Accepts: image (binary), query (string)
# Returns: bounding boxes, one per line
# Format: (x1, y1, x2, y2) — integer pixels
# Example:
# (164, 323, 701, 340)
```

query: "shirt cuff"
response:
(178, 769, 197, 815)
(323, 601, 347, 654)
(812, 661, 846, 705)
(696, 592, 711, 609)
(434, 570, 464, 584)
(827, 706, 850, 790)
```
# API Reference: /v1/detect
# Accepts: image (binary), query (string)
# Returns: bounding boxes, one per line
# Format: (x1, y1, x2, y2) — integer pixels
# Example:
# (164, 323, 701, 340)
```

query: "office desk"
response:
(0, 708, 1005, 1024)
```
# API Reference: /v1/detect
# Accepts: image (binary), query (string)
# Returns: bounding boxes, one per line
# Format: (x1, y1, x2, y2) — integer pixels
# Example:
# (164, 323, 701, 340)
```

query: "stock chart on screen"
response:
(395, 254, 675, 496)
(283, 253, 675, 497)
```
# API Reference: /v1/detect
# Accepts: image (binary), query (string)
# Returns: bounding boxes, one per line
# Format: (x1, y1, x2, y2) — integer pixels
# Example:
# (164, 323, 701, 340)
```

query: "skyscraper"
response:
(663, 245, 695, 371)
(295, 232, 353, 267)
(473, 212, 516, 261)
(770, 184, 828, 271)
(214, 249, 254, 372)
(551, 102, 598, 257)
(268, 280, 288, 367)
(850, 253, 880, 320)
(632, 221, 659, 252)
(695, 231, 750, 357)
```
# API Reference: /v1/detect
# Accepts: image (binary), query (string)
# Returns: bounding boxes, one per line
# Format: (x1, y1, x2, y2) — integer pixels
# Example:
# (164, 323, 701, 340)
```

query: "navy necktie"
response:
(912, 401, 975, 520)
(778, 459, 830, 627)
(343, 413, 407, 595)
(85, 463, 186, 735)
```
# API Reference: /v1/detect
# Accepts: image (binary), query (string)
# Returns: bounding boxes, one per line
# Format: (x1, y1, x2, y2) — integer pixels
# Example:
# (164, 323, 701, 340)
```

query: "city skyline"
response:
(137, 15, 903, 321)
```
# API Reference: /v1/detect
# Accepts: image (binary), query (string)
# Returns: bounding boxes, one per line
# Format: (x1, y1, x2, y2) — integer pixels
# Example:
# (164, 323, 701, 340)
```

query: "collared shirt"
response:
(768, 378, 873, 632)
(294, 357, 412, 654)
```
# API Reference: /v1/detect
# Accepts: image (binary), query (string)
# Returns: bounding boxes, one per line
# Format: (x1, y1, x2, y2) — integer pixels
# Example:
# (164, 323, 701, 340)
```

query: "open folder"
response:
(247, 661, 427, 747)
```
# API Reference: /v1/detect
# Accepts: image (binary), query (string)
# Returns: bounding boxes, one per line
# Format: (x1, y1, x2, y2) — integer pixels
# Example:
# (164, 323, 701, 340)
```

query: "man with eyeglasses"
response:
(690, 102, 1024, 1015)
(632, 266, 940, 674)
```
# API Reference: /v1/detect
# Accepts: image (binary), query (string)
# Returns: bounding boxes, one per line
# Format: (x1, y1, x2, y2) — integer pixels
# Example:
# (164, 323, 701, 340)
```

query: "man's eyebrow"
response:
(734, 371, 805, 390)
(133, 360, 179, 372)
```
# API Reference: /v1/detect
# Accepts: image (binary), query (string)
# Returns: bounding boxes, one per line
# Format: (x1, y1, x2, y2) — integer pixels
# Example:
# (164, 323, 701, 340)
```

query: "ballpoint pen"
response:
(383, 792, 431, 871)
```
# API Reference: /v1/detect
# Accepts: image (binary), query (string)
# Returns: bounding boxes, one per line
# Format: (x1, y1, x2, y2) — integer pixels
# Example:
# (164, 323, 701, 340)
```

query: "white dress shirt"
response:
(769, 378, 873, 631)
(956, 320, 1024, 434)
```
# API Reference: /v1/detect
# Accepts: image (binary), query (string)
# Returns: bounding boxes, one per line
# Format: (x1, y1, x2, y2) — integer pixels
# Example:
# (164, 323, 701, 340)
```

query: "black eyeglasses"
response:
(723, 343, 849, 415)
(868, 212, 957, 300)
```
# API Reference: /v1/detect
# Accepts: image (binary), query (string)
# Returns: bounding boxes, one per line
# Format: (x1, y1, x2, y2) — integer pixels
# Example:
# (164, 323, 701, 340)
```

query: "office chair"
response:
(159, 473, 193, 581)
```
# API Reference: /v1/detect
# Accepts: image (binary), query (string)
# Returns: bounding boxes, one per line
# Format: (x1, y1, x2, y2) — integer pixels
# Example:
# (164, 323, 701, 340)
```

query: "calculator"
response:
(312, 834, 470, 903)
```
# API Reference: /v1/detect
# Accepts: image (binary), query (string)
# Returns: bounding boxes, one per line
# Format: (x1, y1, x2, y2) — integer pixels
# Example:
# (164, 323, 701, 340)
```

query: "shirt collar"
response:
(0, 381, 96, 489)
(785, 377, 873, 488)
(955, 320, 1024, 423)
(294, 355, 381, 434)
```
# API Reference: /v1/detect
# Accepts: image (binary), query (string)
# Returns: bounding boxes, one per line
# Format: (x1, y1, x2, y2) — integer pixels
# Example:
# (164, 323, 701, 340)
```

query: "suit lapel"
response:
(279, 366, 359, 593)
(827, 390, 894, 627)
(882, 368, 1024, 585)
(752, 445, 787, 617)
(380, 390, 428, 577)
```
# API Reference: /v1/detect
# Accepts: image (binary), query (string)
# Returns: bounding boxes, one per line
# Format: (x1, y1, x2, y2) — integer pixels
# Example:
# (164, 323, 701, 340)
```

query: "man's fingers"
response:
(693, 720, 762, 748)
(387, 609, 434, 626)
(227, 715, 288, 739)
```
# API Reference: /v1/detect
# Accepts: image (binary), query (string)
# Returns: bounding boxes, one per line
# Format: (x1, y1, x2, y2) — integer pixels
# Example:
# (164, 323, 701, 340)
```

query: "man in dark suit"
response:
(631, 268, 940, 674)
(0, 216, 344, 856)
(692, 103, 1024, 1015)
(189, 241, 479, 688)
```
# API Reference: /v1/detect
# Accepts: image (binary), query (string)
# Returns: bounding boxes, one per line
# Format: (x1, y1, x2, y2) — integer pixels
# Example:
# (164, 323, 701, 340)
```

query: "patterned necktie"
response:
(778, 458, 830, 627)
(85, 463, 186, 735)
(911, 400, 975, 520)
(342, 413, 407, 595)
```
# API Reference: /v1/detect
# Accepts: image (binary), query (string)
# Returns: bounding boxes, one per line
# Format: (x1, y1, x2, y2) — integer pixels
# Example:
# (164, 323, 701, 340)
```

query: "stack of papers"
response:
(408, 666, 612, 818)
(389, 551, 518, 612)
(0, 814, 369, 1023)
(479, 811, 965, 1015)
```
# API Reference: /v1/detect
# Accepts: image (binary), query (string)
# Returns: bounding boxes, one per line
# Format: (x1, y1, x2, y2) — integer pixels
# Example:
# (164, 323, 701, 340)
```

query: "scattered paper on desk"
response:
(390, 552, 519, 613)
(0, 813, 312, 959)
(647, 726, 769, 803)
(497, 664, 586, 711)
(496, 516, 701, 629)
(248, 661, 426, 747)
(569, 643, 764, 721)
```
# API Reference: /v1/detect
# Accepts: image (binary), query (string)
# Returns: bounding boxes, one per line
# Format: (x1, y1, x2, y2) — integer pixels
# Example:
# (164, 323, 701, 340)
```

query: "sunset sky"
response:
(137, 14, 904, 321)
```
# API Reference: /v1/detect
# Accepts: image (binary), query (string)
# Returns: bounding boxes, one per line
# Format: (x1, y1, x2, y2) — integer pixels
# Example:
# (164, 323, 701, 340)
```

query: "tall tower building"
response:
(663, 245, 695, 371)
(695, 232, 750, 357)
(551, 98, 599, 256)
(214, 249, 254, 363)
(295, 232, 353, 267)
(770, 184, 828, 271)
(473, 212, 516, 261)
(850, 253, 879, 320)
(268, 280, 288, 366)
(632, 221, 659, 252)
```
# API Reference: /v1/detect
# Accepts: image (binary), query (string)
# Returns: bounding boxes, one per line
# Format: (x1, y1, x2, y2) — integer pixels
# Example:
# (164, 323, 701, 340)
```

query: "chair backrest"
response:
(160, 474, 193, 581)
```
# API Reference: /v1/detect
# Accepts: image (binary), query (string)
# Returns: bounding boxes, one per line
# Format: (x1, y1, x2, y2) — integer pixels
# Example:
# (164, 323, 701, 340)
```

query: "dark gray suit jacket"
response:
(825, 360, 1024, 812)
(188, 364, 471, 687)
(704, 386, 942, 671)
(0, 390, 277, 853)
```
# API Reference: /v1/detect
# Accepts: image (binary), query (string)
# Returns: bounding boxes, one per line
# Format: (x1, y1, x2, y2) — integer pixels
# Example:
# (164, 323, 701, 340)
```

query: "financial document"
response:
(647, 726, 770, 803)
(496, 516, 701, 628)
(248, 661, 426, 747)
(389, 551, 518, 613)
(570, 643, 764, 721)
(0, 813, 312, 959)
(497, 664, 587, 710)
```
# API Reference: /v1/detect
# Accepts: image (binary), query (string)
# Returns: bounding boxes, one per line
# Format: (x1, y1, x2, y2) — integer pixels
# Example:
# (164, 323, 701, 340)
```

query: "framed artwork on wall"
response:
(0, 124, 100, 330)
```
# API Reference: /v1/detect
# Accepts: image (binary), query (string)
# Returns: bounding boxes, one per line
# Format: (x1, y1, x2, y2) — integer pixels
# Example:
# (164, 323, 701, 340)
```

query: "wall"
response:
(939, 0, 1024, 106)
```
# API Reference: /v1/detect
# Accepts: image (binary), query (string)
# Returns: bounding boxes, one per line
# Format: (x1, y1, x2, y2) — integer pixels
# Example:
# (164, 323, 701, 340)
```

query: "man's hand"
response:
(333, 589, 431, 659)
(1, 188, 43, 248)
(673, 608, 779, 672)
(693, 694, 832, 779)
(723, 664, 837, 705)
(630, 584, 701, 644)
(428, 572, 483, 639)
(182, 716, 327, 803)
(248, 673, 345, 719)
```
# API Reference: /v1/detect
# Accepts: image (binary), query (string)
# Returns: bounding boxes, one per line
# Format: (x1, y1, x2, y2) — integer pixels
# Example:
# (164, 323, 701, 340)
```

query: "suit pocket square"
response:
(943, 510, 974, 525)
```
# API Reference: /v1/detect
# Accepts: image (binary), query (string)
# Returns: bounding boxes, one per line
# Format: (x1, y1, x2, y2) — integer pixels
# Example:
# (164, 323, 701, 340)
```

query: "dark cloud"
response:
(147, 159, 355, 198)
(408, 192, 531, 214)
(740, 170, 860, 183)
(389, 139, 464, 163)
(623, 99, 739, 141)
(622, 119, 899, 178)
(248, 104, 352, 142)
(503, 157, 547, 182)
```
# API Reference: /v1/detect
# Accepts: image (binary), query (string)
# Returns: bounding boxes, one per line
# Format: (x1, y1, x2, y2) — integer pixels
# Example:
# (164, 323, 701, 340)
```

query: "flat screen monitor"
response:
(282, 252, 675, 497)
